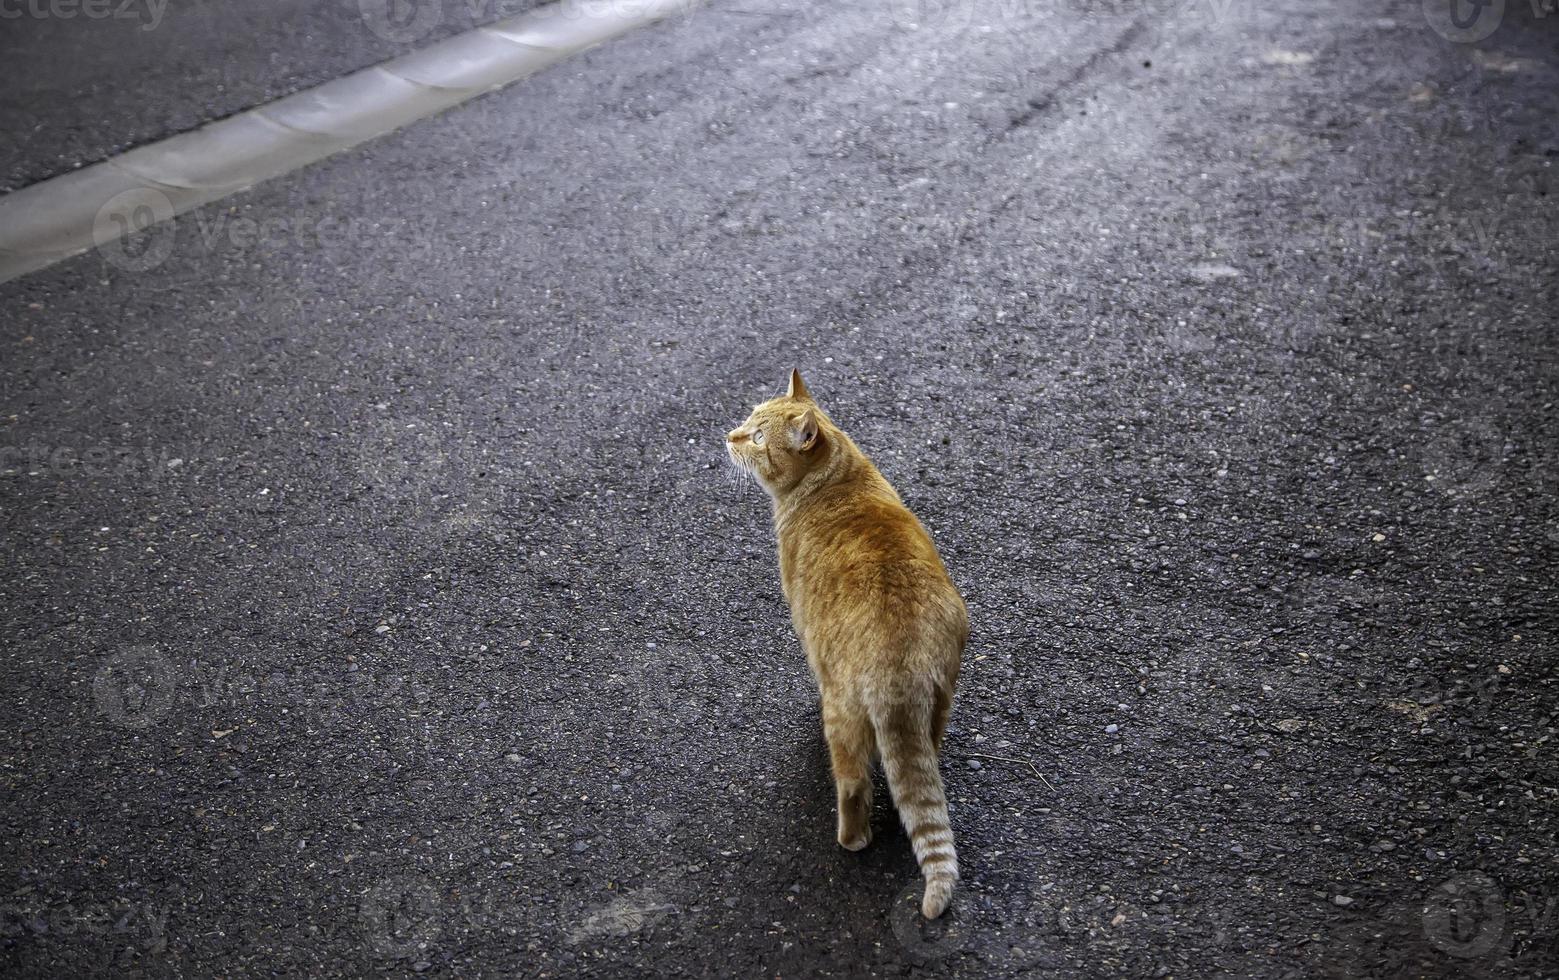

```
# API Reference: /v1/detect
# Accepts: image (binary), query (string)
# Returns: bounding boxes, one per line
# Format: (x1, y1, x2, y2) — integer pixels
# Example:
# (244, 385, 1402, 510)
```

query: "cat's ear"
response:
(791, 406, 819, 452)
(787, 369, 812, 402)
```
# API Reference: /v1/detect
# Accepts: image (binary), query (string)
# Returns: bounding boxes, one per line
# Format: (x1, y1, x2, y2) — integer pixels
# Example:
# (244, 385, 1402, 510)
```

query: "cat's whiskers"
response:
(721, 439, 755, 492)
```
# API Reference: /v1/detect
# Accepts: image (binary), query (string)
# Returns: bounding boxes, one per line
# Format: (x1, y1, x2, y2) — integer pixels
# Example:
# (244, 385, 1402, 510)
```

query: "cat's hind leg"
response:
(823, 700, 875, 851)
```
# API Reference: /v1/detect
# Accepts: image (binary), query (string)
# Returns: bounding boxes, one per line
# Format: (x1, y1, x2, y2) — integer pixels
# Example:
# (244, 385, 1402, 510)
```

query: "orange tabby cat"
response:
(727, 370, 968, 918)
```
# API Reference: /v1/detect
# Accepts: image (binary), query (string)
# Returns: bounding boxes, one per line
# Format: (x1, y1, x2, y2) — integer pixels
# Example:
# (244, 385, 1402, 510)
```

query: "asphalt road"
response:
(0, 0, 554, 192)
(2, 0, 1557, 976)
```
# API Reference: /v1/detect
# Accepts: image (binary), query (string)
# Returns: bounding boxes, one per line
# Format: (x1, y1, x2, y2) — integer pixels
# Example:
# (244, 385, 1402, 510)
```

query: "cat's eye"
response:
(751, 429, 765, 445)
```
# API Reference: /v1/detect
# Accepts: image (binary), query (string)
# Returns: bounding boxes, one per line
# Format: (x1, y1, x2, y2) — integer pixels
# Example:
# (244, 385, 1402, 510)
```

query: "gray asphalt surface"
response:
(2, 0, 1557, 976)
(0, 0, 549, 192)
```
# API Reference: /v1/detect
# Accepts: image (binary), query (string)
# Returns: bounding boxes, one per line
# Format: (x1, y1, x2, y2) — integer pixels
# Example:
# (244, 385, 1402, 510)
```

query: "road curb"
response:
(0, 0, 697, 285)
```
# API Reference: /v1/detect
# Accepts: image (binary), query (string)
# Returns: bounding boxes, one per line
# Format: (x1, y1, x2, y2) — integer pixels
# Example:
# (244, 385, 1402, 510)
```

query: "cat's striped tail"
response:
(874, 702, 958, 918)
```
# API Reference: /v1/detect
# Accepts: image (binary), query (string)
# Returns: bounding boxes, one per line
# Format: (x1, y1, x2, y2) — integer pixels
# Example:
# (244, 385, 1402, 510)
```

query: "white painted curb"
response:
(0, 0, 697, 285)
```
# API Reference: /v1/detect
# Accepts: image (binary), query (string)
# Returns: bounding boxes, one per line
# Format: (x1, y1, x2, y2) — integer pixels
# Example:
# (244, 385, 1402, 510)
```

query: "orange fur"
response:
(727, 370, 968, 918)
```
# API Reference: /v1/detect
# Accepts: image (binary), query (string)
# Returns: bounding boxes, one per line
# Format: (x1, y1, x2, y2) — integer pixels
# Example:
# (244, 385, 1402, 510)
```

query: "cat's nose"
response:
(727, 428, 746, 443)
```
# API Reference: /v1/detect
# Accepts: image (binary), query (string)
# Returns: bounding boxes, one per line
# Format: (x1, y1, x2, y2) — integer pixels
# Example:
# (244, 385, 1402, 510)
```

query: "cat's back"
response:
(780, 475, 962, 623)
(781, 477, 966, 681)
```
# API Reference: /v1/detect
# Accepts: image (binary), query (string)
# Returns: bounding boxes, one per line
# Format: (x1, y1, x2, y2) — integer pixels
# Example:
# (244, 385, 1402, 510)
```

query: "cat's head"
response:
(726, 369, 825, 495)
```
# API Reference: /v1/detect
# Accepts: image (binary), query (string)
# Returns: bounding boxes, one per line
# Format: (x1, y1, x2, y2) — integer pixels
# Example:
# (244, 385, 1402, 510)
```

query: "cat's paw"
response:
(838, 827, 872, 852)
